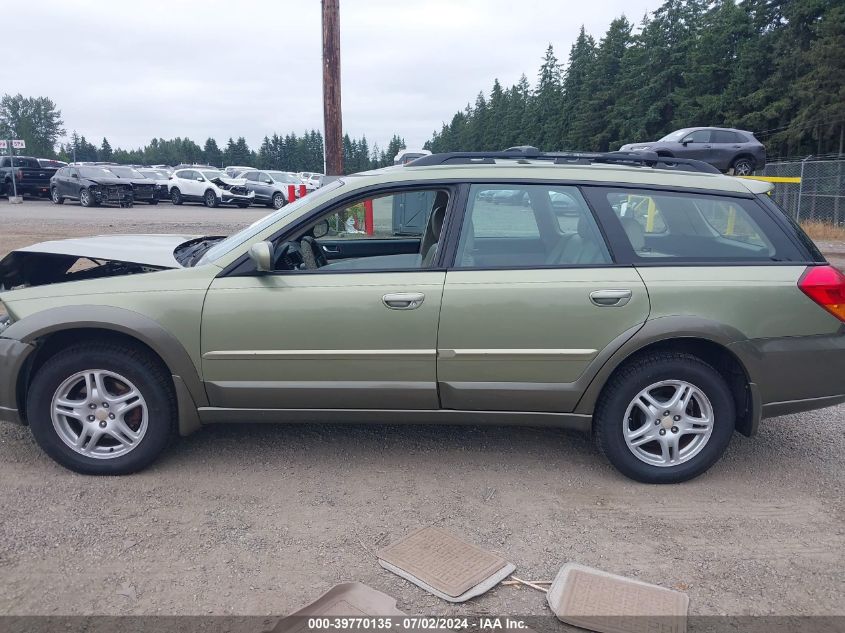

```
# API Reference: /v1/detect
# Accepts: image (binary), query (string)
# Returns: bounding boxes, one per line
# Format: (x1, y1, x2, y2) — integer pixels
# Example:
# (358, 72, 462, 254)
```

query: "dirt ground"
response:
(0, 199, 843, 618)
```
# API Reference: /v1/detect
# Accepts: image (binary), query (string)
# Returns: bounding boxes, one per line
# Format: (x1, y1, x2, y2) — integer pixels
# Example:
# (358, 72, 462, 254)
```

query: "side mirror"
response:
(249, 241, 274, 272)
(312, 219, 329, 239)
(196, 176, 204, 182)
(264, 179, 273, 184)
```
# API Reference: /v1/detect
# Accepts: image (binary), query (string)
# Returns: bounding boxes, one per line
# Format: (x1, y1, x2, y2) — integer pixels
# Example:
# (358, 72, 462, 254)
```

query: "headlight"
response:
(635, 146, 651, 151)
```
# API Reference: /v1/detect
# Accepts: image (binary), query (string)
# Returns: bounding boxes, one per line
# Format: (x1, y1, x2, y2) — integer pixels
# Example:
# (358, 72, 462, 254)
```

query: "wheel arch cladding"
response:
(576, 316, 758, 436)
(5, 305, 206, 433)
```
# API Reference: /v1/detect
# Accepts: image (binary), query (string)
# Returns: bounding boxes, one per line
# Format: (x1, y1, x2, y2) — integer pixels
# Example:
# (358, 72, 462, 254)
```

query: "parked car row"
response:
(37, 163, 326, 208)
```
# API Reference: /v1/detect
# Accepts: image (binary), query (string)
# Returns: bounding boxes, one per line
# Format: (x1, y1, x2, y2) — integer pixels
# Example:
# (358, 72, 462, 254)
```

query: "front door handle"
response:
(382, 292, 425, 310)
(590, 289, 632, 307)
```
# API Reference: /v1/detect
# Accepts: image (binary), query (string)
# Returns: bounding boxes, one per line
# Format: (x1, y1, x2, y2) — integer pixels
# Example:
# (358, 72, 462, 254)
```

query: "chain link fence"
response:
(762, 157, 845, 225)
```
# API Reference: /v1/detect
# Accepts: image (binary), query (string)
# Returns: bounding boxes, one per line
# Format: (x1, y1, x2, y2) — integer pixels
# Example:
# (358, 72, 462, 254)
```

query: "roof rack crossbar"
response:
(407, 149, 720, 174)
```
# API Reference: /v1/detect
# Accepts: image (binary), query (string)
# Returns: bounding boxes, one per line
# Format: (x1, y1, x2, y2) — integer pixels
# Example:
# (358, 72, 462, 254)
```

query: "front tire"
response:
(51, 187, 64, 205)
(79, 188, 96, 207)
(27, 342, 176, 475)
(170, 188, 183, 205)
(594, 352, 735, 484)
(731, 157, 754, 176)
(204, 190, 219, 208)
(271, 192, 286, 209)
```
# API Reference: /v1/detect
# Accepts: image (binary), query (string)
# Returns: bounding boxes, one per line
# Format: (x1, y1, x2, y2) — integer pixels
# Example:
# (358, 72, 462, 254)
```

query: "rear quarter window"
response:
(586, 187, 807, 263)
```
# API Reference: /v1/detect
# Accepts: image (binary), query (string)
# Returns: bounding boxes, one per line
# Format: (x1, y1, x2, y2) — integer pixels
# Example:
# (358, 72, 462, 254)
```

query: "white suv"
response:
(169, 168, 255, 208)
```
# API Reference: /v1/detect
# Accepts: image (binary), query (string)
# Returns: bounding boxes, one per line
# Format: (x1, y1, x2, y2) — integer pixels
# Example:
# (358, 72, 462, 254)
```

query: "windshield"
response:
(268, 171, 299, 183)
(140, 170, 167, 179)
(78, 166, 113, 179)
(658, 129, 691, 142)
(106, 166, 144, 179)
(202, 170, 225, 180)
(200, 179, 344, 264)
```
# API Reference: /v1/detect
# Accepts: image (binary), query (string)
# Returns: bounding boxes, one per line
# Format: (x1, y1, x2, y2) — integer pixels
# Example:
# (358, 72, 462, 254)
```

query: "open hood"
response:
(0, 234, 198, 290)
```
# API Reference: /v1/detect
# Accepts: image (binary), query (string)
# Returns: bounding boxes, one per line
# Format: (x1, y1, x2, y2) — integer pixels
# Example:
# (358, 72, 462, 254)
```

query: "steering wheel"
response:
(300, 236, 328, 269)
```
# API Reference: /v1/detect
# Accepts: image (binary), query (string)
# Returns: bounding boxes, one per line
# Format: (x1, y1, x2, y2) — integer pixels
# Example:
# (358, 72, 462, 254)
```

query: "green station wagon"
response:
(1, 149, 843, 482)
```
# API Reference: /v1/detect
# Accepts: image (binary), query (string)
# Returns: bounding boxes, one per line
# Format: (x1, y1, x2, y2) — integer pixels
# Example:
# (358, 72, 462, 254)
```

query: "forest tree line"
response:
(0, 94, 406, 173)
(425, 0, 845, 158)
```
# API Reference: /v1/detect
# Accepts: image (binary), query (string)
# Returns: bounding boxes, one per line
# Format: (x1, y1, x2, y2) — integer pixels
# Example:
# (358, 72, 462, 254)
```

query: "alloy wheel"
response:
(623, 380, 714, 467)
(51, 370, 149, 459)
(733, 161, 753, 176)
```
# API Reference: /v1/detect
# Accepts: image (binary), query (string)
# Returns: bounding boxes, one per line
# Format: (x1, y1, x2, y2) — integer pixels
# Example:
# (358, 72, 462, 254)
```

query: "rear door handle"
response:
(590, 289, 632, 307)
(382, 292, 425, 310)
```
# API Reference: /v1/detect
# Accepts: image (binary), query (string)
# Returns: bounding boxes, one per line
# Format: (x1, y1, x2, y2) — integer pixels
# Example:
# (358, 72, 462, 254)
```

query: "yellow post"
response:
(726, 204, 736, 236)
(646, 197, 656, 232)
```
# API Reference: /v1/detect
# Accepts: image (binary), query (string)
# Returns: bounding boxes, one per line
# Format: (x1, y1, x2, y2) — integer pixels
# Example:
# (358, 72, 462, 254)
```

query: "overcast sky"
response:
(5, 0, 663, 153)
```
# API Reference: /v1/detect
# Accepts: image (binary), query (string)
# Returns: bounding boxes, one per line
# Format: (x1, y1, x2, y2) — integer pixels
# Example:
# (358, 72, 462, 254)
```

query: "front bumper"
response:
(132, 187, 157, 201)
(0, 337, 35, 426)
(220, 191, 255, 205)
(91, 186, 133, 205)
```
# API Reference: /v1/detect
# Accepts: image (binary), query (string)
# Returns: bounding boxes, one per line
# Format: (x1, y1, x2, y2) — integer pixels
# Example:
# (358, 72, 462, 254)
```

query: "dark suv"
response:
(50, 165, 134, 207)
(620, 127, 766, 176)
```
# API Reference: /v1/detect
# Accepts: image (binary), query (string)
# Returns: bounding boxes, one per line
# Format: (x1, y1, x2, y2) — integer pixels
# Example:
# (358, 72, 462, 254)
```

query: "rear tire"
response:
(170, 188, 183, 205)
(594, 352, 735, 484)
(731, 157, 754, 176)
(26, 342, 176, 475)
(51, 187, 64, 205)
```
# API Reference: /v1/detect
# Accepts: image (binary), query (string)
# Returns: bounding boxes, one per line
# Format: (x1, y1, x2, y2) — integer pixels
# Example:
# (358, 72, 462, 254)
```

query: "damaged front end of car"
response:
(210, 177, 254, 204)
(0, 251, 166, 291)
(0, 234, 197, 291)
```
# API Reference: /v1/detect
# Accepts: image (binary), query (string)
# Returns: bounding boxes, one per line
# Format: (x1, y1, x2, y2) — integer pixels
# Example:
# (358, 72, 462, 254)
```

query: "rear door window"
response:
(712, 130, 740, 143)
(586, 187, 805, 263)
(454, 184, 611, 268)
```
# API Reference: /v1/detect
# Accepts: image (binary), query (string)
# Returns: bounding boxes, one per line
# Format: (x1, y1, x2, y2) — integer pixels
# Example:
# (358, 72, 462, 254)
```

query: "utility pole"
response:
(322, 0, 343, 176)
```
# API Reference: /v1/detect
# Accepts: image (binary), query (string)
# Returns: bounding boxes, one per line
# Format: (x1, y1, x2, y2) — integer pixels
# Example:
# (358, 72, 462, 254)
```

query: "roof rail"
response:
(406, 148, 721, 174)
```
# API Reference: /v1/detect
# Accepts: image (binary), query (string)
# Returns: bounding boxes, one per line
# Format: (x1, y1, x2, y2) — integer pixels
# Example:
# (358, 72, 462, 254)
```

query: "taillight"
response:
(799, 265, 845, 322)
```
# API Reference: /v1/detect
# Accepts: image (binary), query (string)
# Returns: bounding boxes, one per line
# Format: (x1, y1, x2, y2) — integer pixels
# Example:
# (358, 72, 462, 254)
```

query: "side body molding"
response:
(3, 305, 208, 433)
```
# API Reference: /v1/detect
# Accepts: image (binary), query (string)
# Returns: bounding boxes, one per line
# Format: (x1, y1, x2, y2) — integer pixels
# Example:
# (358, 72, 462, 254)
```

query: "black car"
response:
(240, 170, 302, 208)
(50, 166, 134, 207)
(103, 166, 159, 204)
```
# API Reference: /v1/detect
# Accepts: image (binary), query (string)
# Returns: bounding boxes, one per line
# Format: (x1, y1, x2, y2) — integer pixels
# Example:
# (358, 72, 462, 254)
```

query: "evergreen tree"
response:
(203, 137, 222, 166)
(99, 138, 113, 161)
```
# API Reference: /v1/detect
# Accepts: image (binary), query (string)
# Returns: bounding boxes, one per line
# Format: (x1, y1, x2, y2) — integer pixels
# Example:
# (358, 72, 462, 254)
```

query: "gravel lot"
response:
(0, 199, 843, 619)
